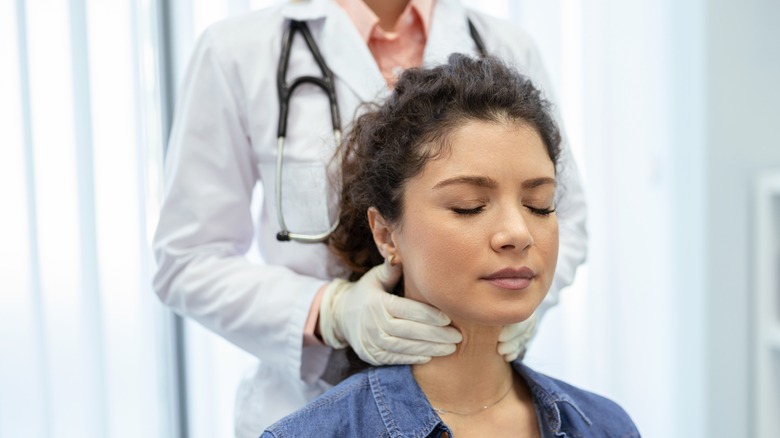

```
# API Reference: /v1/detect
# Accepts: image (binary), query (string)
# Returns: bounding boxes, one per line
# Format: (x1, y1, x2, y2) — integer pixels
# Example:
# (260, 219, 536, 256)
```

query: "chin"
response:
(450, 305, 537, 327)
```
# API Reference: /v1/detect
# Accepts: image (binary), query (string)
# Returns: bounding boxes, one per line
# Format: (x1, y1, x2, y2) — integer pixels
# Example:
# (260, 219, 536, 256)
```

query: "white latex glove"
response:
(319, 262, 463, 366)
(497, 312, 538, 362)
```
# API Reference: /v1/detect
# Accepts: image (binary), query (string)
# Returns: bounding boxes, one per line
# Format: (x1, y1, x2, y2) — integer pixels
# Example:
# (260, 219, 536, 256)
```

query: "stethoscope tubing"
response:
(275, 18, 486, 243)
(276, 20, 342, 243)
(277, 20, 341, 138)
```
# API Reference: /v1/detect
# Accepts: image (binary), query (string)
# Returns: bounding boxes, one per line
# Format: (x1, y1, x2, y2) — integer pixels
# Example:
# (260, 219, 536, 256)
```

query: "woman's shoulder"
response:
(261, 369, 383, 438)
(516, 363, 641, 437)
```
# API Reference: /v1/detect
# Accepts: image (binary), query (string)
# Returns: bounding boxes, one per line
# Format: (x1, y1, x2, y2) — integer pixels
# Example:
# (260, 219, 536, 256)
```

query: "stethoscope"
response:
(276, 18, 487, 243)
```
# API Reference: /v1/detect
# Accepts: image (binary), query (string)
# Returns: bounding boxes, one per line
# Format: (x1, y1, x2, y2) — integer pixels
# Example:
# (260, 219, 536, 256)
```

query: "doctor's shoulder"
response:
(192, 4, 289, 63)
(465, 10, 546, 79)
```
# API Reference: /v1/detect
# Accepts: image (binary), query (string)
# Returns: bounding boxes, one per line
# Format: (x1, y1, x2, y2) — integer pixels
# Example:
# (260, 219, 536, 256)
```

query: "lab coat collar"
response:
(283, 0, 478, 104)
(320, 1, 388, 103)
(280, 0, 329, 21)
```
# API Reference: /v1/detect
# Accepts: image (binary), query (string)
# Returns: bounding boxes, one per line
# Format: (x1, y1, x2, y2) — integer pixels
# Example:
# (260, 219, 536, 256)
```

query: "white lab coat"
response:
(152, 0, 588, 435)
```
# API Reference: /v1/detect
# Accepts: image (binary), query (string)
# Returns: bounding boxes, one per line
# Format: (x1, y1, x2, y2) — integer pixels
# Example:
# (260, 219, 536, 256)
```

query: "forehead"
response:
(418, 120, 555, 184)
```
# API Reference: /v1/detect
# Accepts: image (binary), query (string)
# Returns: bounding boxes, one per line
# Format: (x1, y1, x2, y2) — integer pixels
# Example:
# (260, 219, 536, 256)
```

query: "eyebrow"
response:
(522, 177, 558, 189)
(432, 175, 497, 190)
(432, 175, 557, 190)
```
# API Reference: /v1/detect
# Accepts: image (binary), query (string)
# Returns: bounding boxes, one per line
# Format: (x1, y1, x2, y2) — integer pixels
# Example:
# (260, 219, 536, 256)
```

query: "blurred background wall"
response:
(706, 0, 780, 436)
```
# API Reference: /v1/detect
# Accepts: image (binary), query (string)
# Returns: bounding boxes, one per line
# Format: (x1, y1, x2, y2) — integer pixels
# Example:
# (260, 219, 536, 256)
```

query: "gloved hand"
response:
(497, 312, 538, 362)
(318, 262, 463, 366)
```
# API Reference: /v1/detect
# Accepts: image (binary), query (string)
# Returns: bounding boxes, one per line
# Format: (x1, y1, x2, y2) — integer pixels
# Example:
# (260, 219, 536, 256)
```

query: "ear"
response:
(367, 207, 398, 259)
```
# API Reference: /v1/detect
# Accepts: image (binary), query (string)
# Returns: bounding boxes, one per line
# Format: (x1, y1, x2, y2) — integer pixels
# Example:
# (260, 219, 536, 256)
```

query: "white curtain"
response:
(0, 0, 175, 436)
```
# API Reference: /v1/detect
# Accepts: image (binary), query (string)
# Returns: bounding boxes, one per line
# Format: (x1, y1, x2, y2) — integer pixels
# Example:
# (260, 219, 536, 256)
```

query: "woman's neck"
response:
(411, 324, 514, 413)
(362, 0, 411, 32)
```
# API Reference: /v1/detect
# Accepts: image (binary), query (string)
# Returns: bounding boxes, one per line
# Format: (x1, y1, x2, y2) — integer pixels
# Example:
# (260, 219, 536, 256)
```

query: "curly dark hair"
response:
(328, 54, 561, 281)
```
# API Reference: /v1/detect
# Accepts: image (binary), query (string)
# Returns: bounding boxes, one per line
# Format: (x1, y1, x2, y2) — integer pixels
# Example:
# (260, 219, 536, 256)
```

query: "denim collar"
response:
(367, 361, 592, 437)
(520, 364, 593, 433)
(368, 365, 447, 437)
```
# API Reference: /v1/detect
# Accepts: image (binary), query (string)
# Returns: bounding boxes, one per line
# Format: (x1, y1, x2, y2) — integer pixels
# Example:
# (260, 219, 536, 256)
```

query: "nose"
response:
(490, 207, 533, 253)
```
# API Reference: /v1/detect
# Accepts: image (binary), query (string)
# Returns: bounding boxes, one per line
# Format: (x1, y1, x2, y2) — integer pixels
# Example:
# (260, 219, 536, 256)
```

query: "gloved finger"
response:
(503, 351, 521, 363)
(372, 336, 458, 357)
(497, 340, 524, 356)
(365, 261, 402, 291)
(498, 323, 524, 342)
(498, 339, 526, 363)
(498, 315, 537, 342)
(369, 352, 433, 366)
(381, 318, 463, 344)
(355, 337, 436, 366)
(497, 316, 536, 362)
(382, 294, 451, 326)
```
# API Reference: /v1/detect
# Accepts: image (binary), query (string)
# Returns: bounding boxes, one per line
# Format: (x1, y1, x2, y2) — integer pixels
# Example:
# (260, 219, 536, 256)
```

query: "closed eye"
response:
(451, 206, 485, 216)
(526, 206, 556, 216)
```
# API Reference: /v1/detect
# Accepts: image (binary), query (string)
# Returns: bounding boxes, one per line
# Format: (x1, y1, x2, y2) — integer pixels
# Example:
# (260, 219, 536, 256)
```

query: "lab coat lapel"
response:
(320, 2, 389, 103)
(280, 0, 386, 103)
(424, 0, 477, 65)
(320, 0, 476, 101)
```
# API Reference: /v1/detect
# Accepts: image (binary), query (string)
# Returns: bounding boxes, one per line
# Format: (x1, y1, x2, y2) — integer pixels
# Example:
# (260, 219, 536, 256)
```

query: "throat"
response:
(411, 331, 513, 414)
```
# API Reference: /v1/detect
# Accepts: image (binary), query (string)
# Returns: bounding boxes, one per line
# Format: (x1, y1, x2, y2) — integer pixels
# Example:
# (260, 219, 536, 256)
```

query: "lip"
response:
(482, 267, 536, 290)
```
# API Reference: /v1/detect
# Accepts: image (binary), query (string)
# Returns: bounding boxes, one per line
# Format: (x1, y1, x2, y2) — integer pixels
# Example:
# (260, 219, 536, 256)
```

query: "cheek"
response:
(396, 215, 479, 303)
(534, 218, 559, 280)
(549, 221, 560, 264)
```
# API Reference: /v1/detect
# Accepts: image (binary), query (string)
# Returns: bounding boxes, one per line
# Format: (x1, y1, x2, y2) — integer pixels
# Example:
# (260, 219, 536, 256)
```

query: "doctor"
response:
(153, 0, 587, 436)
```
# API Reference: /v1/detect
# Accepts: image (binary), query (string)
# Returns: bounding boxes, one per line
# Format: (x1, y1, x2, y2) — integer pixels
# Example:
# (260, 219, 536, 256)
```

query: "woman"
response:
(262, 54, 637, 437)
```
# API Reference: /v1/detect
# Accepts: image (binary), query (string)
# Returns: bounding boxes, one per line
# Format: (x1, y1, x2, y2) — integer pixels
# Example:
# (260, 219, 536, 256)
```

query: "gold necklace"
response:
(432, 383, 513, 416)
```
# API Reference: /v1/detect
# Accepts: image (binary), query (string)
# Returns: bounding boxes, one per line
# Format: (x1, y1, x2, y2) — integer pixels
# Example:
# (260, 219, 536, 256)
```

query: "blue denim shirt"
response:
(262, 361, 640, 437)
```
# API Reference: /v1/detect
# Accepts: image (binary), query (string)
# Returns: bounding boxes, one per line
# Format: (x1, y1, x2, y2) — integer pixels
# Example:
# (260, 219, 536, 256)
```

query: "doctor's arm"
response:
(153, 28, 330, 382)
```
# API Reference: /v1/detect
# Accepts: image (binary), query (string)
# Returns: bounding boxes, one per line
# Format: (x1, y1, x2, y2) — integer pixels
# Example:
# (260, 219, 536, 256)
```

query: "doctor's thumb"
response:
(373, 260, 402, 291)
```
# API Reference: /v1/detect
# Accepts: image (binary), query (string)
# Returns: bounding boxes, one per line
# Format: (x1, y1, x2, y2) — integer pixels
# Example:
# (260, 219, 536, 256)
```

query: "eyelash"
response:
(451, 206, 556, 216)
(451, 206, 485, 216)
(527, 207, 556, 216)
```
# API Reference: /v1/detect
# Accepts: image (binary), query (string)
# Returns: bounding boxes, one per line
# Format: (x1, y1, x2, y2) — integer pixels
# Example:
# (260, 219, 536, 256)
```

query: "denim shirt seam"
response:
(519, 366, 591, 433)
(524, 375, 563, 432)
(370, 368, 402, 436)
(557, 398, 592, 426)
(370, 367, 444, 438)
